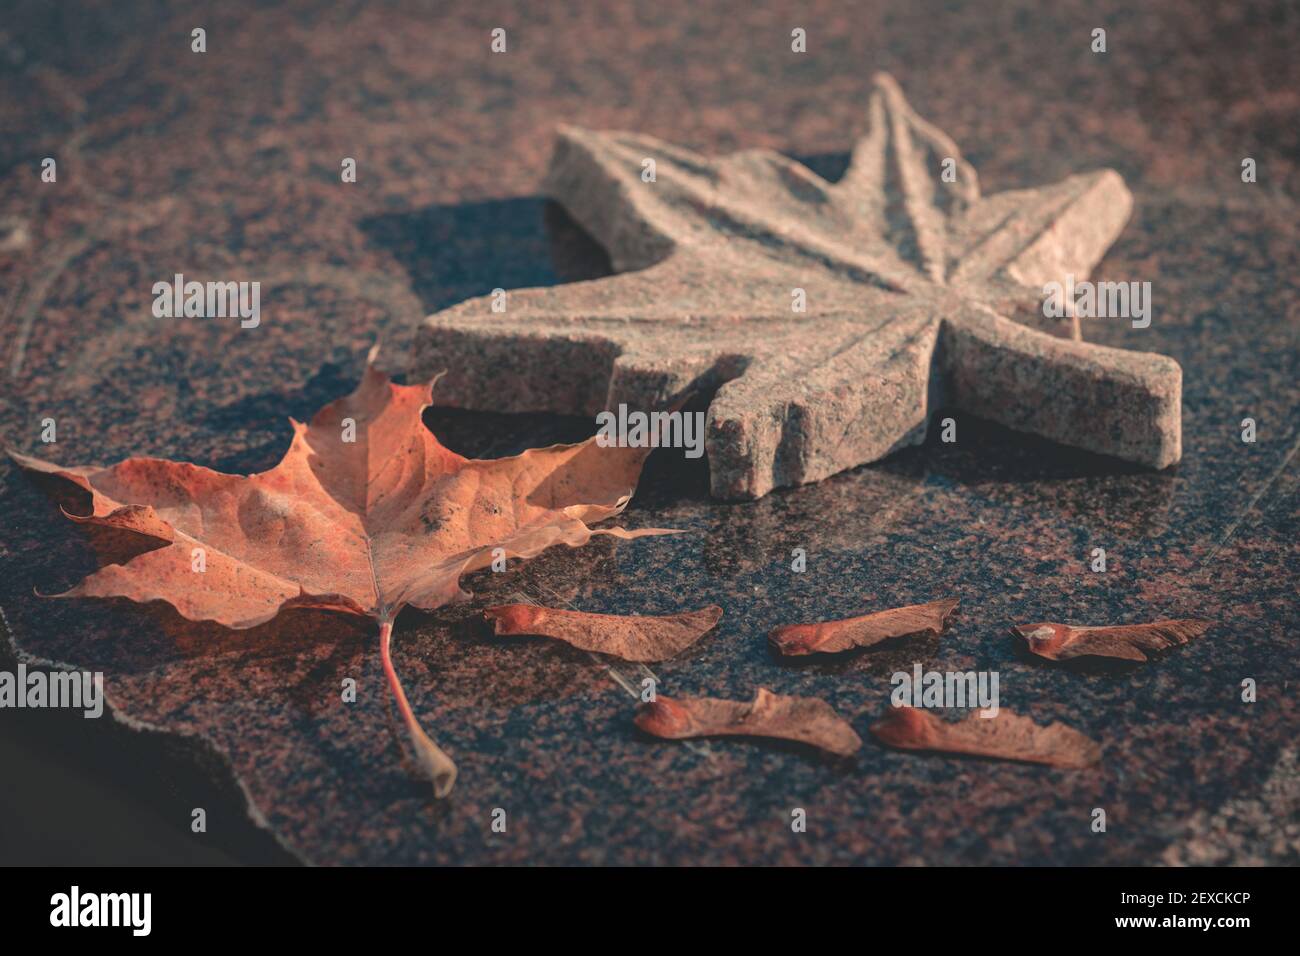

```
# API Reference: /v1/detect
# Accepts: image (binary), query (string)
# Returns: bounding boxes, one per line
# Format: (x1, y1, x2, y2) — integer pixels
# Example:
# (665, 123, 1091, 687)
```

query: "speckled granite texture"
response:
(0, 0, 1297, 865)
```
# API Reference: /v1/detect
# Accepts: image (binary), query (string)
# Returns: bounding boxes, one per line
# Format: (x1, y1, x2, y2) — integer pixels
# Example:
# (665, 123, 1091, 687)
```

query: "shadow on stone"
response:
(886, 409, 1178, 536)
(360, 197, 612, 315)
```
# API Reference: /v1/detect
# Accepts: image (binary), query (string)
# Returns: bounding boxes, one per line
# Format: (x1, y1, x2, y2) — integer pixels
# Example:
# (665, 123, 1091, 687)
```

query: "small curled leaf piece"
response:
(635, 688, 862, 756)
(484, 603, 722, 662)
(871, 706, 1101, 768)
(770, 597, 959, 656)
(1013, 618, 1214, 663)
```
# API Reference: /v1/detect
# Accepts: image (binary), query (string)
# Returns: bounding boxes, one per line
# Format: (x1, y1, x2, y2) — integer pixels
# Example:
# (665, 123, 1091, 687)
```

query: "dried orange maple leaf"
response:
(10, 351, 674, 796)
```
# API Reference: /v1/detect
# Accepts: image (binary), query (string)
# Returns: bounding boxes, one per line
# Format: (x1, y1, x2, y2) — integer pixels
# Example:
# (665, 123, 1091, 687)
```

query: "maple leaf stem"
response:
(378, 619, 457, 798)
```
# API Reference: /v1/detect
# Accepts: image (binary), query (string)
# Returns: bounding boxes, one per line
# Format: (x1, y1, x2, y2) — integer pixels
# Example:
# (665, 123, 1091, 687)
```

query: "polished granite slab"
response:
(0, 0, 1296, 865)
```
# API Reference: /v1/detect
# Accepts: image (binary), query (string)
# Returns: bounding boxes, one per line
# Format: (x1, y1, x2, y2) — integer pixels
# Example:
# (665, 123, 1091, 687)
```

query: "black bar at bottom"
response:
(4, 865, 1284, 941)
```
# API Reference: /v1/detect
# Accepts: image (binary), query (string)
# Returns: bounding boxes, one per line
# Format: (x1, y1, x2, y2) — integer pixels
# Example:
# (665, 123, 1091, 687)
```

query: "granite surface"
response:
(0, 0, 1297, 865)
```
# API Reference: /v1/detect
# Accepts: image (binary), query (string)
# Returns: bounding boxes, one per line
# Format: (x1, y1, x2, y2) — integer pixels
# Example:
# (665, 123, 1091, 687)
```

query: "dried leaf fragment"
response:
(871, 707, 1101, 768)
(635, 688, 861, 756)
(770, 597, 959, 656)
(485, 604, 722, 662)
(1013, 619, 1214, 663)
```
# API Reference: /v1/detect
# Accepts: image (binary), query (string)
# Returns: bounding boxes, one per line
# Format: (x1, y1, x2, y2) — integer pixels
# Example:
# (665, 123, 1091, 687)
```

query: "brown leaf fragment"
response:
(635, 688, 862, 756)
(1013, 619, 1214, 663)
(484, 604, 722, 662)
(870, 707, 1101, 768)
(769, 597, 959, 656)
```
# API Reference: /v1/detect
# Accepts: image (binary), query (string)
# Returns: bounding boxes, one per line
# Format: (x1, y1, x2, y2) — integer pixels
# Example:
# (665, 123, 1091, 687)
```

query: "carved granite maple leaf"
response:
(416, 73, 1181, 498)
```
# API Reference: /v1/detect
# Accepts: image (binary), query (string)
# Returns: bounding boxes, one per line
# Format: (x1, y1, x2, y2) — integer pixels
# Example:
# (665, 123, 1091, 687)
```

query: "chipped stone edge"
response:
(0, 603, 312, 866)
